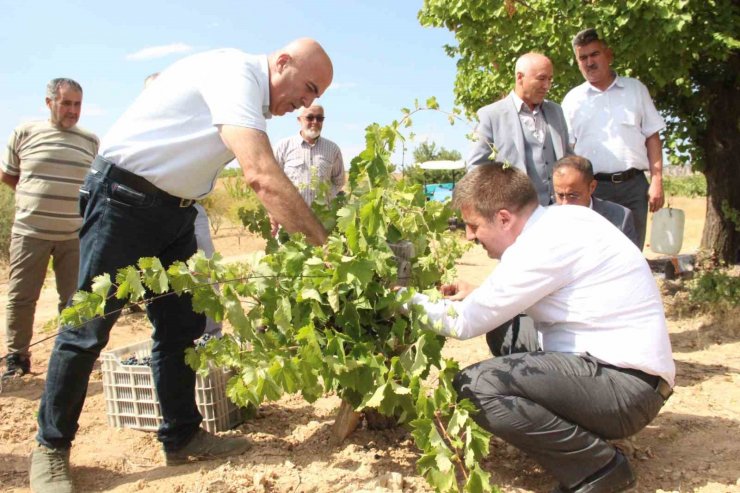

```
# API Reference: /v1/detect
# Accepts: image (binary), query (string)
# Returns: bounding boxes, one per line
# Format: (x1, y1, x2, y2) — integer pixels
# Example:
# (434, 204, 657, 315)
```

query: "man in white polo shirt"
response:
(403, 164, 674, 492)
(31, 38, 333, 493)
(562, 28, 665, 250)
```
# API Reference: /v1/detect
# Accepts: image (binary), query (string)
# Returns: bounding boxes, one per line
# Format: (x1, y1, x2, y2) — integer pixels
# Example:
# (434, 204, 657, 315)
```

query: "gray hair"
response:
(553, 155, 594, 181)
(46, 78, 83, 100)
(572, 28, 604, 50)
(453, 163, 538, 222)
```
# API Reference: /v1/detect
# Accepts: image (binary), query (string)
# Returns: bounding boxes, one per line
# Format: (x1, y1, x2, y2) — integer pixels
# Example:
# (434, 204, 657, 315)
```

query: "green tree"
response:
(413, 141, 463, 164)
(419, 0, 739, 263)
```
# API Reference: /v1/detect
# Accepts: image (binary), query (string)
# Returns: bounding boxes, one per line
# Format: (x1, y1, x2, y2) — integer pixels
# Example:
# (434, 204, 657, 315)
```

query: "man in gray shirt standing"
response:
(467, 52, 569, 206)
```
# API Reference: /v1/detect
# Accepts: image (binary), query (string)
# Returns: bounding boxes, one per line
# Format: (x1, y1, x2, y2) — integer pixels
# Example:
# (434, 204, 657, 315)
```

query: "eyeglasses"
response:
(303, 115, 325, 122)
(555, 192, 583, 201)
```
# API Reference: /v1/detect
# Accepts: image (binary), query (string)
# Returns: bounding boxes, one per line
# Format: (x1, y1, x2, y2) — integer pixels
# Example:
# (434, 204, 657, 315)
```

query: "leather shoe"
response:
(551, 450, 636, 493)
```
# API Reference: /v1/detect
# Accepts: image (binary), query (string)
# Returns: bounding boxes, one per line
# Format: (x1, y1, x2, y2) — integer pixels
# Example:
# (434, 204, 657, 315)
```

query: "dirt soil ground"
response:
(1, 197, 739, 493)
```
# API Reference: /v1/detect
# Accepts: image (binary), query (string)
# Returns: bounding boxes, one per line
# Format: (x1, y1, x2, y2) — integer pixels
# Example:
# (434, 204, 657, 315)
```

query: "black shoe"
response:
(2, 353, 31, 379)
(551, 451, 636, 493)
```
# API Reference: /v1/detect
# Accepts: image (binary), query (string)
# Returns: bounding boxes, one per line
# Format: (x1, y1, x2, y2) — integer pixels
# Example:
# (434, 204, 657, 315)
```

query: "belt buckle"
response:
(611, 172, 625, 184)
(179, 198, 194, 208)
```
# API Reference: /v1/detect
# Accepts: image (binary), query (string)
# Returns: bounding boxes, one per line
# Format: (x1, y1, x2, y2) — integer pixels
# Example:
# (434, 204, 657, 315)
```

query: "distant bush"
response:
(219, 167, 241, 178)
(663, 174, 707, 198)
(688, 267, 740, 309)
(0, 186, 14, 262)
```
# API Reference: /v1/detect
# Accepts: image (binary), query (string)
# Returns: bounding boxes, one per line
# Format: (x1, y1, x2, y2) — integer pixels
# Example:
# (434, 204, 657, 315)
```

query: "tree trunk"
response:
(699, 53, 740, 264)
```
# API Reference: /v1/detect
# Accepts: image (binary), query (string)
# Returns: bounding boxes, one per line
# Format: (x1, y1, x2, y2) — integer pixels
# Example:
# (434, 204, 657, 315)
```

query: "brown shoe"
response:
(164, 429, 251, 466)
(29, 444, 74, 493)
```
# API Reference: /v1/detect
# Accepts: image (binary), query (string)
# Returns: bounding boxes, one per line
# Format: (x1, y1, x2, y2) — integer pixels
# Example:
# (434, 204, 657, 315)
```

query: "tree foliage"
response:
(61, 106, 495, 492)
(419, 0, 739, 262)
(414, 141, 463, 164)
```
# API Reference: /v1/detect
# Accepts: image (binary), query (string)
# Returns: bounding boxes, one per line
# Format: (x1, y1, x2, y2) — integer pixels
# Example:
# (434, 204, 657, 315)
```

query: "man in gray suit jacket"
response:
(553, 155, 639, 247)
(467, 52, 569, 206)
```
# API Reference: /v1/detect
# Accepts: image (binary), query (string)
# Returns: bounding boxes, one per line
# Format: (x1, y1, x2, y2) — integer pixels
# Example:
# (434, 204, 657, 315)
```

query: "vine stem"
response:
(433, 410, 469, 482)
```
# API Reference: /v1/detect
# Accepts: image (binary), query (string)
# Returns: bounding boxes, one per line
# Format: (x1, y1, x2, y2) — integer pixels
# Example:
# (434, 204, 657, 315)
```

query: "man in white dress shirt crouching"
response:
(404, 163, 674, 493)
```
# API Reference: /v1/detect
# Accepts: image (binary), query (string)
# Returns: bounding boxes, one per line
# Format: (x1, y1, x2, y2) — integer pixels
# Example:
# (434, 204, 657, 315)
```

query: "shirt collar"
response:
(298, 132, 321, 146)
(521, 205, 546, 234)
(510, 91, 541, 114)
(258, 54, 272, 119)
(586, 73, 623, 93)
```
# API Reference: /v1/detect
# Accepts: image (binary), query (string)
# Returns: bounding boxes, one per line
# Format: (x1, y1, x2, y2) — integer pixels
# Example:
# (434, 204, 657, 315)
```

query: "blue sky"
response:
(0, 1, 478, 168)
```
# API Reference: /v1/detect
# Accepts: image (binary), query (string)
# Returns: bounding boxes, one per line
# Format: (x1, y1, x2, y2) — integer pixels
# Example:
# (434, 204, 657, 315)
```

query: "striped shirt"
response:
(2, 120, 99, 240)
(274, 134, 345, 206)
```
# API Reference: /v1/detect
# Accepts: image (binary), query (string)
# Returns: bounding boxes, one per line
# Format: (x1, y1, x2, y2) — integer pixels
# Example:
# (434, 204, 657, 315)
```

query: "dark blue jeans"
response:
(37, 166, 205, 452)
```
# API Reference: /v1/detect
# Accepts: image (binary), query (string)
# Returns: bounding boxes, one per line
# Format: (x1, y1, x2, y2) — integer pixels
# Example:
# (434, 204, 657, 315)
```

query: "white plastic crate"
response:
(100, 340, 246, 433)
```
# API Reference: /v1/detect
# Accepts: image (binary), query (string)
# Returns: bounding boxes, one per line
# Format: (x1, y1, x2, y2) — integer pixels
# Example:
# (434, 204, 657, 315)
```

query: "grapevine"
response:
(61, 100, 496, 492)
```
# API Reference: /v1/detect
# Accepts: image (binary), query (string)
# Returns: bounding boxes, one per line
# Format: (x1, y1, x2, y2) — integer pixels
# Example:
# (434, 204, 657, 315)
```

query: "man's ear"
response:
(275, 53, 292, 73)
(588, 179, 597, 196)
(45, 97, 53, 110)
(498, 209, 513, 227)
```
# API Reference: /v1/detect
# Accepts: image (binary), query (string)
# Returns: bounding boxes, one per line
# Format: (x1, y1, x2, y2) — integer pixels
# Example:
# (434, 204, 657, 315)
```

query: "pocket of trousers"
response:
(109, 183, 149, 207)
(79, 188, 90, 217)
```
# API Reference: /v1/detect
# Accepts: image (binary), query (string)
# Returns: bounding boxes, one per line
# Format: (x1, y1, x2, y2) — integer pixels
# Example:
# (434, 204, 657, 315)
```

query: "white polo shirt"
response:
(100, 49, 271, 199)
(409, 205, 675, 386)
(561, 75, 665, 174)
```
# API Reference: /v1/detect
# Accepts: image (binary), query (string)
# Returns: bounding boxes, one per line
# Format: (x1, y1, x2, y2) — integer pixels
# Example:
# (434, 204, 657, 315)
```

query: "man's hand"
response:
(219, 125, 328, 246)
(439, 280, 477, 301)
(646, 132, 664, 213)
(648, 178, 664, 213)
(268, 213, 280, 237)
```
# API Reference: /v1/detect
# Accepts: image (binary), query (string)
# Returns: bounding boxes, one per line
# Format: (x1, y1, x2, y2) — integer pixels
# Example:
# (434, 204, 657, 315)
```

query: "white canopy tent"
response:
(417, 160, 467, 171)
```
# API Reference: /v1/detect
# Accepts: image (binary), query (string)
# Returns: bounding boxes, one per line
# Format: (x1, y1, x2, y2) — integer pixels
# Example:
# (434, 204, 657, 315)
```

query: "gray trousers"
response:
(456, 323, 666, 488)
(5, 234, 79, 357)
(193, 204, 222, 336)
(594, 173, 649, 250)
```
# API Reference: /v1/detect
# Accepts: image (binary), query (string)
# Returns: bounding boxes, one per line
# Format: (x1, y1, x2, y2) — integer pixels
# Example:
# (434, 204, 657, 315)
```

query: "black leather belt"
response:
(91, 156, 194, 208)
(594, 168, 642, 184)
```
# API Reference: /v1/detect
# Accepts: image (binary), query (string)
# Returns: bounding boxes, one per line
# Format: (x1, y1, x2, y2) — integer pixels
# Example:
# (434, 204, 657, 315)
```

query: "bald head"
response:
(301, 104, 324, 117)
(268, 38, 333, 116)
(514, 52, 554, 108)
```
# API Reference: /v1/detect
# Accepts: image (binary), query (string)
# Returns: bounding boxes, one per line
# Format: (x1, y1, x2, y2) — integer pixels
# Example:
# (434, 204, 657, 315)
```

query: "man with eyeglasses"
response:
(553, 155, 639, 247)
(274, 104, 344, 208)
(467, 52, 569, 206)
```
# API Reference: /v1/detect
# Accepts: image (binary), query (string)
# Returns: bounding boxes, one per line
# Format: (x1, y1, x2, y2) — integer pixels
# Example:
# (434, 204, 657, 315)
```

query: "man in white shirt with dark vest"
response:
(404, 164, 674, 492)
(562, 28, 665, 250)
(31, 38, 333, 493)
(467, 52, 569, 206)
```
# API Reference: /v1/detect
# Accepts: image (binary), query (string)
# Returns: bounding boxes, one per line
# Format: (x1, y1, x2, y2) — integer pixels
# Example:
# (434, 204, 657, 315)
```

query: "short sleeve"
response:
(199, 53, 267, 133)
(637, 81, 665, 138)
(2, 129, 21, 176)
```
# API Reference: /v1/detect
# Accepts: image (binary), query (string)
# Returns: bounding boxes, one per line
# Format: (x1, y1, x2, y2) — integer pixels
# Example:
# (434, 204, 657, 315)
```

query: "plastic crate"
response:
(100, 340, 246, 433)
